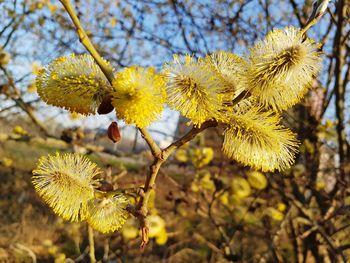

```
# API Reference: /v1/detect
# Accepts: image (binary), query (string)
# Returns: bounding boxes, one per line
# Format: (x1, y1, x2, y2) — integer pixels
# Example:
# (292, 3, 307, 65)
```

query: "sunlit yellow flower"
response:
(222, 108, 299, 172)
(155, 228, 168, 245)
(190, 182, 200, 193)
(219, 192, 229, 205)
(147, 215, 166, 238)
(164, 55, 226, 126)
(13, 125, 28, 136)
(111, 66, 167, 128)
(175, 148, 189, 163)
(87, 195, 129, 233)
(247, 171, 267, 190)
(199, 171, 215, 191)
(277, 202, 287, 212)
(36, 54, 111, 115)
(32, 153, 101, 221)
(1, 157, 13, 168)
(122, 218, 139, 240)
(191, 171, 215, 192)
(54, 253, 66, 263)
(267, 207, 284, 221)
(202, 51, 244, 106)
(232, 177, 251, 198)
(243, 26, 322, 111)
(189, 147, 214, 168)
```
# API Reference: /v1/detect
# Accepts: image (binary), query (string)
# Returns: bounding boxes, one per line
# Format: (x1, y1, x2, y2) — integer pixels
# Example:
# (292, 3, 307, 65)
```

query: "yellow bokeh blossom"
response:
(13, 125, 28, 136)
(36, 54, 111, 115)
(32, 153, 101, 221)
(147, 215, 166, 238)
(232, 177, 251, 198)
(189, 147, 214, 169)
(175, 148, 189, 163)
(1, 157, 13, 168)
(267, 207, 284, 221)
(86, 195, 129, 233)
(164, 55, 227, 126)
(243, 26, 322, 111)
(247, 171, 267, 190)
(155, 228, 168, 245)
(219, 192, 229, 205)
(222, 108, 299, 172)
(277, 202, 287, 212)
(191, 171, 215, 192)
(111, 66, 167, 128)
(199, 171, 215, 191)
(122, 218, 139, 240)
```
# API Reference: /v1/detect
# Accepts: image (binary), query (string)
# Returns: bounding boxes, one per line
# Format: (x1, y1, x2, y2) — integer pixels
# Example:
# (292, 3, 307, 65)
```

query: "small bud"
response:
(98, 95, 114, 115)
(107, 121, 121, 143)
(140, 225, 149, 249)
(305, 0, 330, 26)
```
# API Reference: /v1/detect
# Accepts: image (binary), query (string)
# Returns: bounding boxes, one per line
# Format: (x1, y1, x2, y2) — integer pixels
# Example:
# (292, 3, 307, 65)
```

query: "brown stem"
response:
(130, 120, 218, 247)
(59, 0, 114, 84)
(88, 225, 96, 263)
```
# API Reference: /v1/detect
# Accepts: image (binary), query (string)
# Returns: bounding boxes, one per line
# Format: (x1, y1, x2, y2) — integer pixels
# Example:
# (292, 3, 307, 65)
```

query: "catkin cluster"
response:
(33, 26, 322, 233)
(36, 26, 321, 172)
(32, 153, 129, 233)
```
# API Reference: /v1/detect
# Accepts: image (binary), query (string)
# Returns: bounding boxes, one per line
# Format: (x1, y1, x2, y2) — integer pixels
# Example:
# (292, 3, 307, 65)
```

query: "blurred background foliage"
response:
(0, 0, 350, 262)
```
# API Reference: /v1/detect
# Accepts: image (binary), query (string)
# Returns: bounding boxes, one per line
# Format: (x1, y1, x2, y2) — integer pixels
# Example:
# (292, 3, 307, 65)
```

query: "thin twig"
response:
(88, 225, 96, 263)
(59, 0, 114, 84)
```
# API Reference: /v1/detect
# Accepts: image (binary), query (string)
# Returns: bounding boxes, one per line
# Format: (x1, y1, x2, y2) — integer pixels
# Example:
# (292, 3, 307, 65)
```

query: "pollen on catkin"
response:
(201, 51, 244, 106)
(111, 66, 167, 128)
(32, 153, 101, 222)
(222, 108, 299, 172)
(86, 195, 129, 233)
(243, 26, 322, 111)
(36, 54, 111, 115)
(164, 55, 227, 127)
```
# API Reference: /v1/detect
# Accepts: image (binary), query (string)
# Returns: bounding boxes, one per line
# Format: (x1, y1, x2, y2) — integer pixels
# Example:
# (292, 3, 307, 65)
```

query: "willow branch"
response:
(87, 225, 96, 263)
(129, 119, 218, 248)
(59, 0, 114, 84)
(139, 127, 162, 157)
(163, 120, 218, 159)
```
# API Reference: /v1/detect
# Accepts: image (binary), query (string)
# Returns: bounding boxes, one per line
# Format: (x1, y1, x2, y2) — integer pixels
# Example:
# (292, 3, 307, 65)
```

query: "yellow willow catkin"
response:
(222, 107, 299, 172)
(201, 51, 245, 106)
(111, 66, 167, 128)
(36, 54, 111, 115)
(164, 54, 228, 127)
(86, 195, 129, 233)
(32, 153, 101, 221)
(242, 26, 322, 111)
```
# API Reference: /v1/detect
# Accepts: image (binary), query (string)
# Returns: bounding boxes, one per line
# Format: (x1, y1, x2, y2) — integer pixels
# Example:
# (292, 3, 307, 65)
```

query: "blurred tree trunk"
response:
(333, 0, 348, 181)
